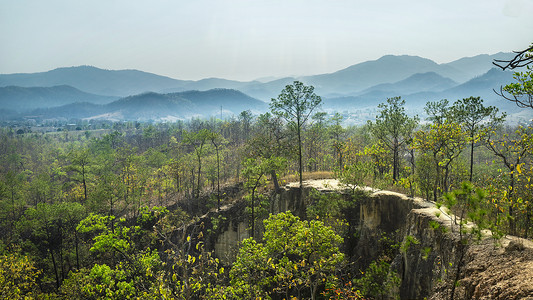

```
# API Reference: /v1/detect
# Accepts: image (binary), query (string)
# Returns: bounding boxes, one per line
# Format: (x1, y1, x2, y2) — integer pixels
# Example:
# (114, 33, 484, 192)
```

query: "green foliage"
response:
(323, 281, 365, 300)
(414, 120, 468, 201)
(368, 96, 419, 183)
(400, 235, 420, 253)
(137, 206, 168, 230)
(230, 211, 345, 299)
(441, 181, 489, 242)
(0, 252, 41, 299)
(421, 247, 432, 261)
(353, 259, 400, 300)
(60, 249, 163, 299)
(0, 87, 532, 299)
(17, 201, 86, 288)
(270, 80, 322, 187)
(450, 96, 505, 181)
(241, 156, 287, 237)
(77, 206, 166, 260)
(159, 243, 227, 300)
(306, 189, 353, 236)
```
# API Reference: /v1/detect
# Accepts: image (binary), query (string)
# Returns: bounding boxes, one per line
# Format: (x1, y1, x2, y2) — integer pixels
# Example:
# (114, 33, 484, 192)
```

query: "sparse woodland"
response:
(1, 46, 533, 299)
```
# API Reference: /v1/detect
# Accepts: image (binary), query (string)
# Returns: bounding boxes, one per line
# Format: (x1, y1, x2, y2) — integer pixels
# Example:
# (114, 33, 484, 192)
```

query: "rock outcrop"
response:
(176, 179, 533, 299)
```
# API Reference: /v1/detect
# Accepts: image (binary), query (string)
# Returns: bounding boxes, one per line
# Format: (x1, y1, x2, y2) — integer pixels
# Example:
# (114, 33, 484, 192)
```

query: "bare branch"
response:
(493, 46, 533, 70)
(493, 86, 533, 109)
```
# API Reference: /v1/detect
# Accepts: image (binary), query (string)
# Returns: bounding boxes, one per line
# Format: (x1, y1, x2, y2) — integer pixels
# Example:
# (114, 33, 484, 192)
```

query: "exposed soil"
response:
(431, 237, 533, 300)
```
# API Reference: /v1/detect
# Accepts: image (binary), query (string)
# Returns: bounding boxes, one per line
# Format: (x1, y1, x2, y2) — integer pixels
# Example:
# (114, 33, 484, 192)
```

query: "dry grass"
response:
(280, 171, 335, 184)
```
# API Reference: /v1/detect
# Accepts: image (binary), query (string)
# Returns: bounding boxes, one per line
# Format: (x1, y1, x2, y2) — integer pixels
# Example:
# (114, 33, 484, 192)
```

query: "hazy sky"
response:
(1, 0, 532, 81)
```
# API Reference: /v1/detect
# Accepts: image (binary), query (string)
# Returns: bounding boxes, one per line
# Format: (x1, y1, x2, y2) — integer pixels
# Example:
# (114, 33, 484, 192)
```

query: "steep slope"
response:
(0, 85, 118, 112)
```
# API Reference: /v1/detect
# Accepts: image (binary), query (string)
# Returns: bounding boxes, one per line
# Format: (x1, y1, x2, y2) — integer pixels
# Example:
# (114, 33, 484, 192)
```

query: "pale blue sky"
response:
(1, 0, 532, 81)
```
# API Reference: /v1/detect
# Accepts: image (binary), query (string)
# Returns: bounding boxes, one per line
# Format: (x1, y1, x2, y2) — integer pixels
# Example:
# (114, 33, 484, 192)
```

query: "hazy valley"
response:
(2, 52, 531, 125)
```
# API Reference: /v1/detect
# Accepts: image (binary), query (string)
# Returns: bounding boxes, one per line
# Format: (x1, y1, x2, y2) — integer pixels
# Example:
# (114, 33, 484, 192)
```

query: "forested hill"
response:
(0, 66, 192, 97)
(0, 85, 117, 112)
(2, 52, 529, 122)
(24, 88, 267, 121)
(0, 53, 513, 100)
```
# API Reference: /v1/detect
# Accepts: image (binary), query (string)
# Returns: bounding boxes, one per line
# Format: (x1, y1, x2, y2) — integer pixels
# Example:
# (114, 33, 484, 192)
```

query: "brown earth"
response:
(430, 236, 533, 300)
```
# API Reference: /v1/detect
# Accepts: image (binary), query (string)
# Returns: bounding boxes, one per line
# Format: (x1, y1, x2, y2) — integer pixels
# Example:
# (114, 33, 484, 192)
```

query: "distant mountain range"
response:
(1, 52, 531, 122)
(13, 89, 267, 122)
(0, 85, 117, 112)
(324, 68, 520, 111)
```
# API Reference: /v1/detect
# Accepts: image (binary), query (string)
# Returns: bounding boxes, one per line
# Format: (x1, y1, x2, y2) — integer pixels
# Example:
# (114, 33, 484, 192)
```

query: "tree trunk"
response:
(433, 155, 440, 202)
(82, 165, 88, 204)
(251, 188, 255, 239)
(469, 137, 475, 182)
(196, 155, 202, 199)
(393, 140, 399, 183)
(75, 230, 80, 270)
(215, 145, 221, 211)
(50, 249, 60, 289)
(271, 170, 281, 194)
(509, 172, 516, 235)
(298, 119, 303, 190)
(444, 165, 450, 193)
(525, 202, 531, 239)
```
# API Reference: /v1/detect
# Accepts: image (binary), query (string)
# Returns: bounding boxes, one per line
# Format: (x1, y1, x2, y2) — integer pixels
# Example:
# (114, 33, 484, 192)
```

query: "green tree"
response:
(17, 202, 86, 288)
(209, 131, 226, 211)
(60, 250, 164, 300)
(424, 99, 450, 125)
(414, 121, 468, 201)
(439, 182, 490, 300)
(353, 259, 400, 300)
(67, 148, 92, 204)
(241, 156, 287, 238)
(451, 96, 505, 182)
(183, 129, 212, 200)
(368, 97, 418, 183)
(0, 252, 41, 299)
(230, 211, 344, 300)
(270, 81, 322, 189)
(246, 112, 294, 194)
(330, 113, 347, 170)
(485, 125, 533, 235)
(0, 170, 27, 241)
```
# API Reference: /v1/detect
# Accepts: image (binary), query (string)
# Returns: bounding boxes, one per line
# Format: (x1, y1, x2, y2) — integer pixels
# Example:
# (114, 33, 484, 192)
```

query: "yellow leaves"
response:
(187, 255, 196, 264)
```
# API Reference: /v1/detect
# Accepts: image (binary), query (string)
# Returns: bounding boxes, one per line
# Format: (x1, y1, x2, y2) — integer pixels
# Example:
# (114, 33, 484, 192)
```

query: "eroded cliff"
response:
(178, 179, 533, 299)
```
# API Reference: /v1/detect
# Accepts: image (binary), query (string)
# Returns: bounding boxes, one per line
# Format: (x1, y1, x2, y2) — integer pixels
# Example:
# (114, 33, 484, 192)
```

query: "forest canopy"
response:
(0, 72, 532, 298)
